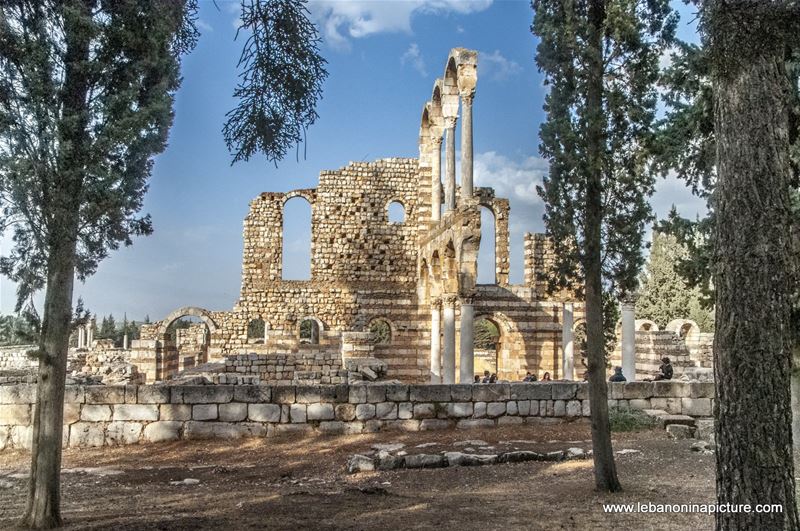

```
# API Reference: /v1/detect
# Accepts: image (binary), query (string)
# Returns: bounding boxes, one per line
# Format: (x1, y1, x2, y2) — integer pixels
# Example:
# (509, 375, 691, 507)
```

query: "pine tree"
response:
(532, 0, 676, 491)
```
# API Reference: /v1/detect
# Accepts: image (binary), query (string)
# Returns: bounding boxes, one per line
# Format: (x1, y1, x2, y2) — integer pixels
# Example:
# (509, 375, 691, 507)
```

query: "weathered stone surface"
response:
(690, 382, 715, 399)
(0, 404, 30, 425)
(404, 453, 446, 469)
(144, 421, 183, 442)
(445, 452, 497, 466)
(450, 385, 472, 401)
(456, 419, 494, 429)
(666, 423, 695, 440)
(419, 419, 452, 431)
(566, 400, 582, 417)
(184, 421, 214, 439)
(0, 384, 35, 404)
(653, 381, 690, 398)
(413, 403, 436, 419)
(681, 398, 712, 417)
(114, 404, 159, 422)
(472, 384, 509, 402)
(247, 403, 281, 423)
(182, 386, 233, 404)
(398, 402, 413, 420)
(447, 402, 473, 418)
(497, 451, 544, 463)
(485, 402, 505, 418)
(355, 403, 376, 421)
(160, 404, 192, 421)
(622, 382, 654, 399)
(272, 386, 296, 404)
(335, 403, 356, 421)
(382, 420, 420, 432)
(410, 385, 451, 403)
(552, 383, 578, 400)
(385, 385, 409, 402)
(81, 405, 112, 422)
(192, 404, 218, 421)
(347, 454, 375, 473)
(628, 399, 650, 411)
(509, 383, 552, 400)
(233, 386, 271, 403)
(473, 401, 487, 418)
(307, 403, 335, 421)
(506, 401, 518, 416)
(106, 421, 142, 445)
(348, 386, 367, 404)
(219, 403, 248, 422)
(376, 402, 398, 420)
(69, 422, 105, 447)
(517, 400, 530, 416)
(497, 416, 523, 426)
(137, 386, 171, 404)
(366, 385, 387, 403)
(63, 403, 81, 425)
(295, 385, 322, 404)
(290, 404, 307, 423)
(553, 400, 566, 417)
(85, 386, 125, 404)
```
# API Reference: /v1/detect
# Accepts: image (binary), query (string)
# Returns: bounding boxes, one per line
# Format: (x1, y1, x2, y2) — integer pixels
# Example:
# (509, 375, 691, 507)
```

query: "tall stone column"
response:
(87, 319, 95, 350)
(621, 298, 636, 381)
(123, 333, 129, 350)
(460, 91, 474, 200)
(431, 137, 442, 222)
(430, 299, 442, 383)
(442, 296, 457, 384)
(444, 117, 457, 212)
(562, 302, 574, 380)
(459, 297, 475, 383)
(78, 326, 85, 349)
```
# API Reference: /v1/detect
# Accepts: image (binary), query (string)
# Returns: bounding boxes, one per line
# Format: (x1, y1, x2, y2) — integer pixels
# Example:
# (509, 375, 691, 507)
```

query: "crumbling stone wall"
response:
(0, 345, 36, 370)
(225, 352, 346, 385)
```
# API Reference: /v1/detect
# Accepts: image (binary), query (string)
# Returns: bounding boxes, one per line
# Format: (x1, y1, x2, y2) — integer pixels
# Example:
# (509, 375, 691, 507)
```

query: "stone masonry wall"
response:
(225, 352, 346, 385)
(0, 381, 715, 451)
(0, 345, 37, 370)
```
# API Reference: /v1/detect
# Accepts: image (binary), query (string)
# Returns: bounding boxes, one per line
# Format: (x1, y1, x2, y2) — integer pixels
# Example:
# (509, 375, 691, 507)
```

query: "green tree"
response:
(533, 0, 676, 491)
(98, 314, 116, 341)
(0, 2, 198, 527)
(637, 230, 713, 331)
(474, 319, 499, 350)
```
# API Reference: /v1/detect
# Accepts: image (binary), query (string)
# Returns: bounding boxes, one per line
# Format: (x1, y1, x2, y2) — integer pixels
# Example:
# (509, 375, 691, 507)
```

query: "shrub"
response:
(608, 407, 658, 432)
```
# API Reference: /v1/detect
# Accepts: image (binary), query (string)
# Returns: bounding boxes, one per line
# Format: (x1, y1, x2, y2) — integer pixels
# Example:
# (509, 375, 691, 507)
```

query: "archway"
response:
(283, 196, 312, 280)
(247, 318, 267, 344)
(388, 201, 405, 224)
(474, 317, 500, 378)
(477, 206, 496, 284)
(299, 317, 322, 345)
(160, 313, 213, 378)
(368, 318, 392, 345)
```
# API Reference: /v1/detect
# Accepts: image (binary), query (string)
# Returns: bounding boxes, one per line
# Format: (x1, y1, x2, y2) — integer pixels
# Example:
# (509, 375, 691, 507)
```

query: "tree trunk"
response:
(21, 1, 90, 527)
(710, 2, 800, 528)
(584, 0, 621, 493)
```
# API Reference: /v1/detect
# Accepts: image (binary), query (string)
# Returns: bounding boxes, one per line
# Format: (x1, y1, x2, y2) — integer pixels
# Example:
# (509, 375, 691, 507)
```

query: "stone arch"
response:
(458, 235, 480, 294)
(282, 194, 312, 280)
(477, 205, 496, 284)
(387, 199, 407, 224)
(157, 306, 218, 336)
(666, 319, 701, 340)
(635, 319, 659, 332)
(474, 311, 524, 380)
(298, 316, 324, 345)
(367, 317, 393, 345)
(247, 317, 268, 344)
(419, 258, 430, 301)
(443, 240, 458, 293)
(282, 189, 315, 206)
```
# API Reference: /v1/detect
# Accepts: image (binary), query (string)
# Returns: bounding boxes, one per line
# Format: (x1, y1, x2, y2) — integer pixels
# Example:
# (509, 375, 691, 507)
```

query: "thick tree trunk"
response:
(20, 1, 90, 527)
(710, 2, 800, 529)
(584, 0, 620, 493)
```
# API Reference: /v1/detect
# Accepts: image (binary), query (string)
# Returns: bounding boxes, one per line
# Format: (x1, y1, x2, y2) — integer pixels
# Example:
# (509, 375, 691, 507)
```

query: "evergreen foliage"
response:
(474, 318, 499, 350)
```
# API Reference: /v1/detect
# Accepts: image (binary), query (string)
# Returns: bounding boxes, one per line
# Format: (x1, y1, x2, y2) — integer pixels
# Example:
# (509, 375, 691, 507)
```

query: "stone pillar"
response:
(459, 297, 474, 384)
(87, 319, 95, 350)
(442, 296, 456, 384)
(562, 302, 574, 381)
(430, 299, 442, 383)
(460, 91, 474, 200)
(123, 333, 129, 350)
(444, 118, 457, 212)
(621, 299, 636, 381)
(431, 137, 442, 222)
(77, 326, 84, 349)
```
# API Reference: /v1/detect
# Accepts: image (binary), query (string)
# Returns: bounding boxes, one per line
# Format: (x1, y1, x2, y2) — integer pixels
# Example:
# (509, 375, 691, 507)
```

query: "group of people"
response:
(470, 357, 674, 385)
(474, 371, 498, 384)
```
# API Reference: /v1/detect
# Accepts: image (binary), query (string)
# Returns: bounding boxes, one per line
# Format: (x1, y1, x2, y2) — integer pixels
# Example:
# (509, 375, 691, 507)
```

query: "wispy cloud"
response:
(474, 151, 547, 206)
(309, 0, 493, 50)
(401, 43, 427, 77)
(196, 19, 213, 33)
(478, 50, 522, 81)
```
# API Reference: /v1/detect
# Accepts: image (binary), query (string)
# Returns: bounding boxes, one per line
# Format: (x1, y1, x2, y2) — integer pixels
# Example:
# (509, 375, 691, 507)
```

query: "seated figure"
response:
(608, 366, 626, 382)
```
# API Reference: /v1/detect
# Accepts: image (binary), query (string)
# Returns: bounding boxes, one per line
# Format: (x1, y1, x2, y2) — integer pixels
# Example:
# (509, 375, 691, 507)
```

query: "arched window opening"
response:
(474, 317, 500, 377)
(247, 318, 266, 344)
(282, 196, 312, 280)
(574, 322, 588, 371)
(369, 318, 392, 345)
(165, 315, 210, 373)
(477, 206, 496, 284)
(388, 201, 405, 224)
(679, 322, 693, 340)
(299, 318, 320, 345)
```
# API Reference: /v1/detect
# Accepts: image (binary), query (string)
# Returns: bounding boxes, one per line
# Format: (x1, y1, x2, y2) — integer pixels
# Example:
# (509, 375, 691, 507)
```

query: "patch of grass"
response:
(609, 407, 658, 432)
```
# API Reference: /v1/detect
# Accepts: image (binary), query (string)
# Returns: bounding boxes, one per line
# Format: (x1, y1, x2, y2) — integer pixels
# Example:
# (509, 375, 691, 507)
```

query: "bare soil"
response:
(0, 420, 718, 530)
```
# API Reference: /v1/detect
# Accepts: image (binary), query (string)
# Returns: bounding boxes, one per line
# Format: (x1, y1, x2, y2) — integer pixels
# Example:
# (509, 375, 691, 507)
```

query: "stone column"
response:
(460, 90, 474, 200)
(77, 326, 84, 349)
(430, 299, 442, 383)
(459, 297, 475, 384)
(444, 118, 457, 212)
(87, 319, 95, 350)
(442, 296, 456, 384)
(431, 137, 442, 222)
(123, 333, 129, 350)
(562, 302, 574, 381)
(621, 299, 636, 381)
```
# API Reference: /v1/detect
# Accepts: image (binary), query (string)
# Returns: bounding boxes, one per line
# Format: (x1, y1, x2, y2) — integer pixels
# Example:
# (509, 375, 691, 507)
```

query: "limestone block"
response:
(413, 403, 435, 419)
(335, 403, 356, 421)
(616, 400, 630, 411)
(410, 385, 450, 402)
(70, 422, 106, 447)
(290, 404, 307, 423)
(355, 403, 376, 421)
(666, 424, 695, 440)
(144, 422, 183, 442)
(248, 403, 281, 423)
(497, 416, 523, 426)
(575, 383, 589, 400)
(233, 385, 272, 403)
(552, 383, 578, 400)
(376, 402, 398, 420)
(486, 402, 506, 418)
(404, 454, 446, 469)
(566, 400, 582, 417)
(691, 382, 716, 399)
(124, 385, 138, 404)
(609, 382, 625, 400)
(272, 385, 296, 404)
(628, 399, 650, 411)
(420, 419, 452, 431)
(472, 384, 510, 402)
(0, 426, 8, 451)
(137, 386, 171, 404)
(114, 404, 159, 422)
(64, 386, 85, 404)
(219, 403, 248, 422)
(622, 382, 654, 399)
(63, 403, 81, 425)
(582, 400, 590, 416)
(106, 421, 142, 445)
(386, 385, 410, 402)
(681, 398, 712, 417)
(85, 386, 125, 404)
(81, 405, 112, 422)
(307, 403, 335, 421)
(507, 401, 519, 416)
(348, 386, 367, 404)
(295, 385, 322, 404)
(544, 400, 555, 416)
(553, 400, 566, 417)
(192, 404, 218, 421)
(213, 422, 265, 439)
(447, 402, 473, 418)
(450, 385, 472, 401)
(529, 400, 540, 416)
(160, 404, 192, 421)
(0, 404, 30, 425)
(517, 400, 530, 416)
(382, 420, 420, 432)
(363, 420, 382, 433)
(184, 421, 214, 440)
(650, 398, 683, 415)
(473, 401, 487, 418)
(182, 386, 233, 404)
(366, 385, 387, 403)
(268, 423, 314, 437)
(653, 381, 690, 398)
(0, 384, 35, 404)
(456, 419, 494, 429)
(398, 402, 413, 420)
(280, 404, 290, 423)
(11, 425, 32, 450)
(318, 421, 347, 434)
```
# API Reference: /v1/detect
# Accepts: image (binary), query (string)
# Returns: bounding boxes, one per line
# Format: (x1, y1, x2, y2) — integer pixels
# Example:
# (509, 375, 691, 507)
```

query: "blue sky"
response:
(0, 0, 705, 320)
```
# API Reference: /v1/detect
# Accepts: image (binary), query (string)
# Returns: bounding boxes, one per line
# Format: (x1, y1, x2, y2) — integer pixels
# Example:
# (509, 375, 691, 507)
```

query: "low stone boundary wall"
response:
(224, 352, 346, 385)
(0, 345, 37, 370)
(0, 381, 715, 451)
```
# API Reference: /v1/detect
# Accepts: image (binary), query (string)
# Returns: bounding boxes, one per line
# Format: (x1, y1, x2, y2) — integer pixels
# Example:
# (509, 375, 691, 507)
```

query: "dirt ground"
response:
(0, 420, 718, 530)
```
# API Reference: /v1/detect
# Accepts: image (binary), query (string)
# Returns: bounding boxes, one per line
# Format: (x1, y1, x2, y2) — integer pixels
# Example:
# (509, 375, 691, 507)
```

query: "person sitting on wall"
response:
(653, 357, 673, 381)
(489, 373, 498, 383)
(474, 375, 481, 384)
(609, 366, 627, 382)
(522, 371, 537, 382)
(482, 370, 491, 383)
(541, 371, 551, 382)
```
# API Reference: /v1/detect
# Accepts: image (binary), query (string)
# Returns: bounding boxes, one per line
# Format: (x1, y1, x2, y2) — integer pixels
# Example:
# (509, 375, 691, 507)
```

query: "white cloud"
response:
(196, 19, 213, 33)
(401, 43, 427, 77)
(308, 0, 493, 50)
(478, 50, 522, 81)
(474, 151, 547, 206)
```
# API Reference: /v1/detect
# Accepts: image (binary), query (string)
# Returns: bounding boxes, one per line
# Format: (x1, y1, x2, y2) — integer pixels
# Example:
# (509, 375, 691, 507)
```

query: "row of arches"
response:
(244, 317, 394, 346)
(281, 196, 408, 281)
